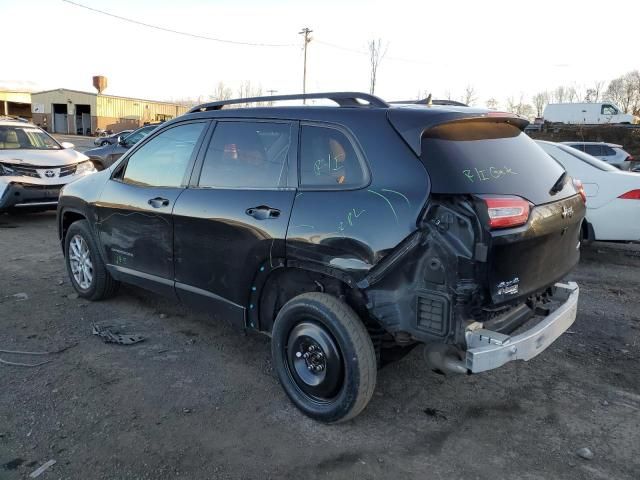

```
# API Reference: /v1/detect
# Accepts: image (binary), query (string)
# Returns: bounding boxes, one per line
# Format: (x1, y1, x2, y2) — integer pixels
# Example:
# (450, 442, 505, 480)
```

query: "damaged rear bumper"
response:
(464, 282, 579, 373)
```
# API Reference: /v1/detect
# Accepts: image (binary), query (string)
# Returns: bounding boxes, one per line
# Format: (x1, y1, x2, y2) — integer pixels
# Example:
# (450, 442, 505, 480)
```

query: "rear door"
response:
(172, 119, 297, 328)
(95, 121, 208, 296)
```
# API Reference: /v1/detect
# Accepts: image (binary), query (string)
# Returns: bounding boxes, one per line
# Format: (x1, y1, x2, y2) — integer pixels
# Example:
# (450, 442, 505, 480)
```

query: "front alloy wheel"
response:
(68, 234, 94, 290)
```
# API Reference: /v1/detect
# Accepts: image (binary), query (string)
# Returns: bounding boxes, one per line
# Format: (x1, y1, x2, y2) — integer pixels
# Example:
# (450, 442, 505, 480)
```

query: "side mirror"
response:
(60, 141, 75, 149)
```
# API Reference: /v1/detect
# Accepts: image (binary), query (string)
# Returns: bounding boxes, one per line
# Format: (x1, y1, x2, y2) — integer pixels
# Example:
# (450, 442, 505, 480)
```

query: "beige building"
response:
(30, 88, 189, 135)
(0, 91, 32, 119)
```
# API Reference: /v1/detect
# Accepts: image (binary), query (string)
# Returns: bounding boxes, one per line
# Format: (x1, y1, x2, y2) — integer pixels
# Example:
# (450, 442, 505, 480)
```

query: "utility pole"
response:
(299, 27, 313, 104)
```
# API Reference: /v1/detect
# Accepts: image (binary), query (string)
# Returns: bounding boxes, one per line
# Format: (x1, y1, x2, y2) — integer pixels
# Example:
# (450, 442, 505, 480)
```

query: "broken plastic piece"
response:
(92, 324, 145, 345)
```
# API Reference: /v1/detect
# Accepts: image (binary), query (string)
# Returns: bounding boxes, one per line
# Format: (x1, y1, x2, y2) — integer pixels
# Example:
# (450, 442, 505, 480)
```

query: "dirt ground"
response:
(1, 211, 639, 480)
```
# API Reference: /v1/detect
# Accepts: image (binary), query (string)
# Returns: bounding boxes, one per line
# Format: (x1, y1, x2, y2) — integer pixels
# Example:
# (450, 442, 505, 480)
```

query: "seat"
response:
(3, 130, 21, 149)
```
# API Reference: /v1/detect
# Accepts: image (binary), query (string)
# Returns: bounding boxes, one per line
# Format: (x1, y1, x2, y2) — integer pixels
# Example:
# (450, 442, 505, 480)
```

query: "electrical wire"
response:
(61, 0, 296, 47)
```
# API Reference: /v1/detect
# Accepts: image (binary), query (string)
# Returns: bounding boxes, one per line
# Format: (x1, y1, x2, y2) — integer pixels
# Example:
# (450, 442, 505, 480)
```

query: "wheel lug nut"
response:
(295, 352, 302, 358)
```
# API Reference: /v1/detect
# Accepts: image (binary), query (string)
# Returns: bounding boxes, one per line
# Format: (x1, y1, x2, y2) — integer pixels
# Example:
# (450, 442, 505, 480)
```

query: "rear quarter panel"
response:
(286, 111, 430, 280)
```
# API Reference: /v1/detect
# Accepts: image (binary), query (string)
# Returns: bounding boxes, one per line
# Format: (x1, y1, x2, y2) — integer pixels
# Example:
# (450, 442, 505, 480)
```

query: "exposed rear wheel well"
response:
(258, 267, 370, 334)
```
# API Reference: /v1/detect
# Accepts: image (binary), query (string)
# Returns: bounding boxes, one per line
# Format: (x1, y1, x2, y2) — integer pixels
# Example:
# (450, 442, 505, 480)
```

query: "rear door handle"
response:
(245, 205, 280, 220)
(148, 197, 170, 208)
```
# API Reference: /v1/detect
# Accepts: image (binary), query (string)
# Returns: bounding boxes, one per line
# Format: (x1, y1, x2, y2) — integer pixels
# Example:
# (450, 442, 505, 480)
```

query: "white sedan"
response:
(0, 119, 96, 213)
(537, 141, 640, 242)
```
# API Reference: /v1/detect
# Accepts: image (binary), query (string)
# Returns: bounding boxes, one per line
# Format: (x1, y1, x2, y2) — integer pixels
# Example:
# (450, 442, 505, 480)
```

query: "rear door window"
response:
(198, 121, 291, 189)
(420, 120, 569, 205)
(601, 145, 616, 156)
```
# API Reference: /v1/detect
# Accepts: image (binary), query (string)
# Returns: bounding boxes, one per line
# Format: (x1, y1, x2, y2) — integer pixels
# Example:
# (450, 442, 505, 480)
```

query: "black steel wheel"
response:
(271, 292, 377, 423)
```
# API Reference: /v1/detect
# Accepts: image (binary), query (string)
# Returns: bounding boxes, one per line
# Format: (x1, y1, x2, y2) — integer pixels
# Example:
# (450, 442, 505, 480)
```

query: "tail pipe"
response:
(423, 343, 468, 375)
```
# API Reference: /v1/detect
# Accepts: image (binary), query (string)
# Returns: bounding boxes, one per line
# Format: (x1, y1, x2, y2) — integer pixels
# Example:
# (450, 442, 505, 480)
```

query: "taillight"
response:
(619, 189, 640, 200)
(480, 196, 530, 229)
(573, 178, 587, 203)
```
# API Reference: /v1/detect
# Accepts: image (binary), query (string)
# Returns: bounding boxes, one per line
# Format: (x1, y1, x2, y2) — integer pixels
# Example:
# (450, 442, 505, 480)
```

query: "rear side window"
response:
(602, 145, 616, 156)
(122, 122, 205, 187)
(583, 144, 603, 156)
(198, 121, 291, 189)
(299, 125, 366, 189)
(420, 120, 569, 205)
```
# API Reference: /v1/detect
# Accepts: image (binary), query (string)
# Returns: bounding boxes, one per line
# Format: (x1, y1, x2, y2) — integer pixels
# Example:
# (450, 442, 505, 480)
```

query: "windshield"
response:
(558, 144, 619, 172)
(0, 125, 61, 150)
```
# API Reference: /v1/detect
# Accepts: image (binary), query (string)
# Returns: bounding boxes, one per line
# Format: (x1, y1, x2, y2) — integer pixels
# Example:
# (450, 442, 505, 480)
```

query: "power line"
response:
(61, 0, 296, 47)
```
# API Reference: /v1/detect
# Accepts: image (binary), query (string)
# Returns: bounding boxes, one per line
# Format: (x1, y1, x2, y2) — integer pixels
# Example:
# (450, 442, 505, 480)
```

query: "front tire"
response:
(64, 220, 119, 300)
(271, 292, 377, 423)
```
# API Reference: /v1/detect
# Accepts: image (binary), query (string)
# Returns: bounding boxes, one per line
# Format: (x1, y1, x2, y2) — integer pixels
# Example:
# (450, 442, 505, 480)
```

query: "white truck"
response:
(543, 102, 638, 125)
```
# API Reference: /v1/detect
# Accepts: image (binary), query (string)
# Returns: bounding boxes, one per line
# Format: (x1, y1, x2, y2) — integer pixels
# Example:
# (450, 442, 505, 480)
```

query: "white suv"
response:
(563, 142, 636, 170)
(0, 119, 96, 213)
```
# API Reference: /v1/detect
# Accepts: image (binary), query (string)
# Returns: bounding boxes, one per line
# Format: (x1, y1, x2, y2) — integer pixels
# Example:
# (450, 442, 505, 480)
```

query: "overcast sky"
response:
(2, 0, 638, 106)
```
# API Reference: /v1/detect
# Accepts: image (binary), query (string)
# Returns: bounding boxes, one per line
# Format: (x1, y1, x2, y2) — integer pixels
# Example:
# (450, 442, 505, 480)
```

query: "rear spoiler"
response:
(387, 108, 529, 156)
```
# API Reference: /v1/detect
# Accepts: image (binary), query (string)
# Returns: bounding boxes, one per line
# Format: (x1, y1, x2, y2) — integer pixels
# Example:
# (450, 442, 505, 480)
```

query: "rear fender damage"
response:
(361, 197, 483, 348)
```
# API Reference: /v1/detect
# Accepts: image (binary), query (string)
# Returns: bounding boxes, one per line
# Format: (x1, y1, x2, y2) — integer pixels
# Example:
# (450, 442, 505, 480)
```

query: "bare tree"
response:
(604, 71, 640, 113)
(532, 91, 549, 117)
(552, 86, 567, 103)
(368, 38, 388, 95)
(486, 97, 499, 110)
(506, 94, 534, 117)
(462, 85, 477, 106)
(585, 80, 605, 102)
(210, 81, 232, 102)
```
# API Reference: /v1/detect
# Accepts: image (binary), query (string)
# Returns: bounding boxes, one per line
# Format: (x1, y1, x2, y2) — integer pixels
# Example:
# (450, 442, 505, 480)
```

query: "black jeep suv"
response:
(57, 92, 585, 423)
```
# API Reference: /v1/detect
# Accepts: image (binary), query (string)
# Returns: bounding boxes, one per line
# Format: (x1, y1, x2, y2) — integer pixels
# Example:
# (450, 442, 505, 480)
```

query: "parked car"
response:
(57, 92, 585, 422)
(562, 141, 636, 170)
(543, 102, 638, 124)
(85, 125, 158, 170)
(537, 141, 640, 242)
(0, 119, 96, 213)
(93, 130, 134, 147)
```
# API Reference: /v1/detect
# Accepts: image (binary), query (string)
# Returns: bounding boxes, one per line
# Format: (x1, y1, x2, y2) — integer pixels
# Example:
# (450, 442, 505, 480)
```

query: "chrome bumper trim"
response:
(465, 282, 579, 373)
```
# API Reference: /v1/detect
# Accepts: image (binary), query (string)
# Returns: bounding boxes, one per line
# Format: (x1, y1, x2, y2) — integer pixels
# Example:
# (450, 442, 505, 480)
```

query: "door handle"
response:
(245, 205, 280, 220)
(148, 197, 170, 208)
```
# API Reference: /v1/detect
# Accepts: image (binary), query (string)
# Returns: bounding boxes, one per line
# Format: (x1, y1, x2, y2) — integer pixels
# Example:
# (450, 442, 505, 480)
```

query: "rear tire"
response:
(64, 220, 119, 300)
(271, 292, 377, 423)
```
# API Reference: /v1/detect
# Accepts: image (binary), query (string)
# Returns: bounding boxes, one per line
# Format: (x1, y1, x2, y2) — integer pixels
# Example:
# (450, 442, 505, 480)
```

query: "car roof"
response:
(561, 141, 623, 148)
(0, 119, 38, 128)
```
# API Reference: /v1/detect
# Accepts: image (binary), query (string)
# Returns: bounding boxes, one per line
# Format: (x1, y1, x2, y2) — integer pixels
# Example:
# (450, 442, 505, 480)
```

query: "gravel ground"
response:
(1, 211, 639, 479)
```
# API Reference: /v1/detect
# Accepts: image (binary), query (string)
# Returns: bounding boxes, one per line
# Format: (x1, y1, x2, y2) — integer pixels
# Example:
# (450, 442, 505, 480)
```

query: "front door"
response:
(173, 120, 297, 327)
(95, 121, 209, 296)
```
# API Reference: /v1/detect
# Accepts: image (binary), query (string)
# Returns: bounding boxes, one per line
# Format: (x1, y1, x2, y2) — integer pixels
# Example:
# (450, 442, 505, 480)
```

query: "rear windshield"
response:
(421, 120, 570, 205)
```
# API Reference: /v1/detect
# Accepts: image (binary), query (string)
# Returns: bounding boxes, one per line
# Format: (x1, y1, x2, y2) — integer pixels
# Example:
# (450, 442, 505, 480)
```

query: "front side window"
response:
(601, 104, 618, 115)
(198, 121, 291, 188)
(0, 125, 60, 150)
(122, 122, 205, 187)
(299, 125, 365, 188)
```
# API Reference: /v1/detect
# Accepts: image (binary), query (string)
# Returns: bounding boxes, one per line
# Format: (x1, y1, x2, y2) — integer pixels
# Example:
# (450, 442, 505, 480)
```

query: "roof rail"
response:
(187, 91, 389, 113)
(389, 98, 469, 107)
